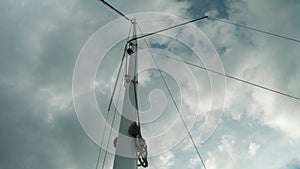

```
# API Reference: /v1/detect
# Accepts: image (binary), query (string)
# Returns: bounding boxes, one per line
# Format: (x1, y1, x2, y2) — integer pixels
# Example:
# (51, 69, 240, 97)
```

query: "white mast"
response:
(113, 18, 138, 169)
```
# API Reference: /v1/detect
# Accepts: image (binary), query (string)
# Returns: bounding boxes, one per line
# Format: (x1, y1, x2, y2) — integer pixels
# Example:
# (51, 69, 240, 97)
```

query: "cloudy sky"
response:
(1, 0, 300, 169)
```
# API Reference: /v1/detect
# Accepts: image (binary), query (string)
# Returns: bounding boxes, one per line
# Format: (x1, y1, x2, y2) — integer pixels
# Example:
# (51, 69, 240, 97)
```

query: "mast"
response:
(113, 18, 138, 169)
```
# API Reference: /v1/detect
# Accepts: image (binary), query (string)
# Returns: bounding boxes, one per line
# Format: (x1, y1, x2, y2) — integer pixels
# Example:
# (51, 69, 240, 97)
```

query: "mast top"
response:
(131, 18, 137, 24)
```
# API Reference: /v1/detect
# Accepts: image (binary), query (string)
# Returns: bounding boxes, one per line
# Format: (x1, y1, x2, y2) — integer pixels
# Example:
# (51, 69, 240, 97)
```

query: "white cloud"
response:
(248, 142, 260, 156)
(251, 90, 300, 139)
(151, 151, 175, 169)
(205, 135, 237, 169)
(189, 155, 201, 168)
(201, 0, 300, 138)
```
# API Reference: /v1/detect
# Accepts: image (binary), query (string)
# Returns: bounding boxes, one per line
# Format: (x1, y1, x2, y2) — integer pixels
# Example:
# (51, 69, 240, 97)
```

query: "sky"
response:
(1, 0, 300, 169)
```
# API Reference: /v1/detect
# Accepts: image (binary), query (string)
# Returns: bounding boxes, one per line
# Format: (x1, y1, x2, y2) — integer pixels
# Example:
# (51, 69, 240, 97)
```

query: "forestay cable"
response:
(101, 76, 123, 169)
(95, 76, 122, 169)
(94, 105, 111, 169)
(95, 25, 131, 169)
(108, 24, 133, 112)
(137, 24, 208, 169)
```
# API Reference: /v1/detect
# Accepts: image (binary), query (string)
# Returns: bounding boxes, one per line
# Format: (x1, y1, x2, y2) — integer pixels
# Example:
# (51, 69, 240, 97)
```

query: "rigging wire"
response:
(101, 76, 123, 169)
(209, 17, 300, 44)
(137, 16, 300, 44)
(108, 24, 133, 112)
(95, 104, 111, 169)
(95, 25, 132, 169)
(137, 24, 208, 169)
(138, 47, 300, 101)
(95, 81, 123, 169)
(99, 0, 131, 21)
(129, 16, 208, 43)
(96, 1, 300, 166)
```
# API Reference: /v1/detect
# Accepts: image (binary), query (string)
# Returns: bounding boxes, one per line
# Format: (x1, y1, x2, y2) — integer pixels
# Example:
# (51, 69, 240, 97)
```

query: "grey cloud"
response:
(2, 0, 300, 168)
(0, 84, 98, 169)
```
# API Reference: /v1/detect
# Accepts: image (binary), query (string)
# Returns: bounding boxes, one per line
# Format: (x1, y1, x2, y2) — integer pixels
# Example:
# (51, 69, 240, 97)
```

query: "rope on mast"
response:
(99, 0, 131, 21)
(133, 77, 141, 126)
(128, 122, 148, 168)
(130, 19, 141, 127)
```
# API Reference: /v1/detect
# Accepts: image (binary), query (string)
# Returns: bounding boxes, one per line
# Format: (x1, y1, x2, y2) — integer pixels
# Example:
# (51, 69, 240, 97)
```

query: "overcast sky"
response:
(1, 0, 300, 169)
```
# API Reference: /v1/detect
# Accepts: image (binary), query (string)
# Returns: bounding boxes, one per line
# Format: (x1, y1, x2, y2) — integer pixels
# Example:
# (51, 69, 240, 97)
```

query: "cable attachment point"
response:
(124, 75, 139, 87)
(206, 15, 215, 21)
(128, 122, 148, 168)
(124, 74, 131, 84)
(131, 18, 137, 24)
(131, 80, 139, 84)
(127, 43, 135, 55)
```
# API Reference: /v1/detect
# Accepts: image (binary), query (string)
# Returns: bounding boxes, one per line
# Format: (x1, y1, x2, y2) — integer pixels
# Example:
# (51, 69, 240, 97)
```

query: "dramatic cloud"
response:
(1, 0, 299, 169)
